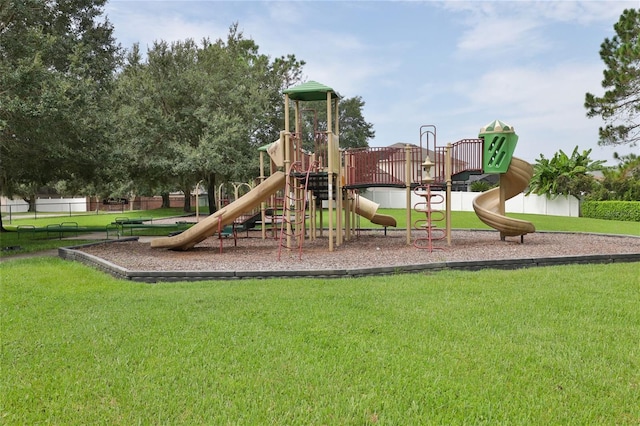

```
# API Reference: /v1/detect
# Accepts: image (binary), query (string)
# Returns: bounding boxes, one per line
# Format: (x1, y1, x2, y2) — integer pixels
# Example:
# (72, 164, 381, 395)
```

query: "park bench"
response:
(17, 223, 74, 240)
(112, 217, 153, 225)
(109, 218, 190, 237)
(17, 223, 108, 240)
(110, 217, 153, 236)
(215, 211, 267, 253)
(16, 225, 36, 240)
(105, 223, 122, 239)
(46, 222, 79, 239)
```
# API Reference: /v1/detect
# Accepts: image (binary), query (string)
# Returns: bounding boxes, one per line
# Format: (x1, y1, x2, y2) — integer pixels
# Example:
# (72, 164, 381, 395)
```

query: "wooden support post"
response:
(284, 94, 292, 249)
(445, 143, 452, 246)
(259, 152, 266, 240)
(406, 144, 412, 245)
(327, 92, 334, 252)
(335, 96, 342, 247)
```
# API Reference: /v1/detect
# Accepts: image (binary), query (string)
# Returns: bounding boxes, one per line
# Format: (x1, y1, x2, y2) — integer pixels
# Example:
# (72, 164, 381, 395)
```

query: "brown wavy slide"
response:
(472, 157, 536, 238)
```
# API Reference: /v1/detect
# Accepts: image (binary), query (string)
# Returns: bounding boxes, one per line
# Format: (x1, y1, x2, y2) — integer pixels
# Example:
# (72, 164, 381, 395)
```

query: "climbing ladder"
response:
(413, 184, 446, 252)
(278, 161, 317, 260)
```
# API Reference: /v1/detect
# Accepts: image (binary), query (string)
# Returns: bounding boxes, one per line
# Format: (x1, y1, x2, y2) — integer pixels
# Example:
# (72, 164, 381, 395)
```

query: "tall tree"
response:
(590, 152, 640, 201)
(337, 96, 375, 149)
(297, 96, 375, 151)
(585, 8, 640, 147)
(252, 53, 305, 149)
(120, 39, 205, 212)
(0, 0, 120, 229)
(113, 24, 305, 212)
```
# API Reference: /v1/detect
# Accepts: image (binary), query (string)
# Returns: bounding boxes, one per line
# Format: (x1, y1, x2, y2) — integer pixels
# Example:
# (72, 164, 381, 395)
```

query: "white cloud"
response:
(461, 63, 599, 114)
(445, 0, 635, 57)
(108, 1, 267, 52)
(456, 17, 547, 57)
(263, 1, 306, 25)
(442, 0, 634, 25)
(443, 61, 608, 159)
(529, 1, 635, 25)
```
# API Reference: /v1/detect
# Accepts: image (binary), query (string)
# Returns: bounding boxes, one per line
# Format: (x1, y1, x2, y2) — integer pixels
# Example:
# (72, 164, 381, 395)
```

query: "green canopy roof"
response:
(479, 119, 515, 135)
(257, 142, 272, 152)
(282, 80, 340, 101)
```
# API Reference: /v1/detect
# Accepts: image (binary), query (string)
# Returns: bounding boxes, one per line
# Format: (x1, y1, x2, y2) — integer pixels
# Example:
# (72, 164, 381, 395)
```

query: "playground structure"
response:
(151, 81, 535, 254)
(421, 119, 536, 244)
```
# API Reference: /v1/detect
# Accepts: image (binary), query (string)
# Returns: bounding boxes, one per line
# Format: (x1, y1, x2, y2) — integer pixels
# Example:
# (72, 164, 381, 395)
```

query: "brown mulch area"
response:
(75, 229, 640, 272)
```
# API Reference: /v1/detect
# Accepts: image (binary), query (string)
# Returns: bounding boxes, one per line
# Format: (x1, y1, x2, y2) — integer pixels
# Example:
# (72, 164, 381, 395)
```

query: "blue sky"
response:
(104, 1, 638, 164)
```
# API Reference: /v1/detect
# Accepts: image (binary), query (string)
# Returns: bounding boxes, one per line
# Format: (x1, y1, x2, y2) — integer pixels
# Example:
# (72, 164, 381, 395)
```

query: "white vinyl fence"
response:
(2, 190, 580, 219)
(361, 188, 580, 217)
(1, 197, 87, 214)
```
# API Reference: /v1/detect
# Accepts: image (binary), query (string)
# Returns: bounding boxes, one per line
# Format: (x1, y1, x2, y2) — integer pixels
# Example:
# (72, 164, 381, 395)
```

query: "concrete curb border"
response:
(59, 236, 640, 283)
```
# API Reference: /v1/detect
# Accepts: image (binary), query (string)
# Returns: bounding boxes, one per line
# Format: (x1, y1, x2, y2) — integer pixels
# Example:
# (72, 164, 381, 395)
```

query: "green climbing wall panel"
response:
(479, 120, 519, 174)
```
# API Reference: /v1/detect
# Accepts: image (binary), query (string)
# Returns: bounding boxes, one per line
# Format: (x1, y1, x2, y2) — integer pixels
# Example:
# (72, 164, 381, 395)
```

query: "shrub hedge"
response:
(581, 200, 640, 222)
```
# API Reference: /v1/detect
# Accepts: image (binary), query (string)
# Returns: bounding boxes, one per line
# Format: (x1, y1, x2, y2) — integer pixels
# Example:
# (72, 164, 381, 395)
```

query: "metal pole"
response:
(196, 180, 203, 222)
(499, 174, 507, 241)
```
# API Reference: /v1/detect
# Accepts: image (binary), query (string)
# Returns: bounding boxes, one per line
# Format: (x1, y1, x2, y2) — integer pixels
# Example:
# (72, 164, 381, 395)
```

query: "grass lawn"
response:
(0, 208, 192, 257)
(1, 260, 638, 424)
(2, 207, 189, 229)
(1, 208, 639, 423)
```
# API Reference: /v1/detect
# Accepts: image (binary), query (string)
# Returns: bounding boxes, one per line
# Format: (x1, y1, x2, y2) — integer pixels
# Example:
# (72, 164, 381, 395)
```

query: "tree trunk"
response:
(0, 212, 7, 232)
(181, 187, 192, 213)
(161, 192, 170, 209)
(22, 195, 36, 212)
(206, 174, 217, 215)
